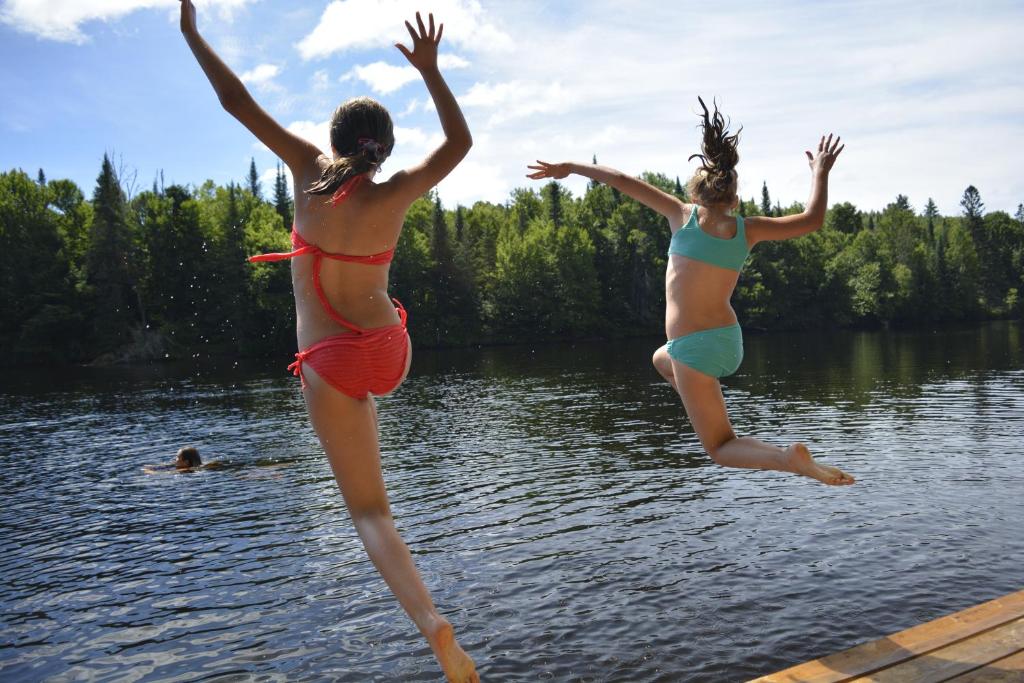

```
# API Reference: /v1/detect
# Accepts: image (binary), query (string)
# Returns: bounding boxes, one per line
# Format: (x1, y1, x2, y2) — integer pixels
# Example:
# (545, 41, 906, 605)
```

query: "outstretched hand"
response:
(806, 134, 844, 175)
(179, 0, 197, 35)
(526, 161, 571, 180)
(395, 12, 442, 72)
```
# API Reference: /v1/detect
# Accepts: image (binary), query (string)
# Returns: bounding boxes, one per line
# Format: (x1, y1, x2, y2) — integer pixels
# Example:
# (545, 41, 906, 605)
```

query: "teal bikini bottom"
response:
(665, 323, 743, 378)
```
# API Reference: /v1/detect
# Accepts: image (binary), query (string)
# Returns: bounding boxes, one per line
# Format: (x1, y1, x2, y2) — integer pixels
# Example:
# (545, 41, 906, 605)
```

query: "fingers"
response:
(436, 23, 444, 44)
(834, 143, 845, 157)
(805, 151, 813, 162)
(395, 43, 412, 60)
(405, 20, 417, 44)
(830, 135, 841, 154)
(818, 135, 824, 152)
(415, 11, 427, 38)
(825, 133, 833, 151)
(428, 12, 435, 40)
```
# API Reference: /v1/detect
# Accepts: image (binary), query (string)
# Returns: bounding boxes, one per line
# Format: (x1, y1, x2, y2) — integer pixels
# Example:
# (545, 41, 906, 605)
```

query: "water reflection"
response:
(1, 322, 1021, 681)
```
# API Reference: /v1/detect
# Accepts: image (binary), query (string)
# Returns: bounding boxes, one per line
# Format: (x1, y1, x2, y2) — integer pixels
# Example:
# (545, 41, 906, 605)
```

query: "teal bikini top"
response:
(668, 205, 749, 272)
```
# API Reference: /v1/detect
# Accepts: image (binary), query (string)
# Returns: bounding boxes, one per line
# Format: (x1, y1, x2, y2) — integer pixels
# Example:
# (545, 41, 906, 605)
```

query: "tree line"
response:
(1, 155, 1022, 365)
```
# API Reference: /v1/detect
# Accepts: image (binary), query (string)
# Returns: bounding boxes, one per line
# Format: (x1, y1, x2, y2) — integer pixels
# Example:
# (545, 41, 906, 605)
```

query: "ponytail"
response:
(305, 97, 395, 204)
(686, 96, 741, 207)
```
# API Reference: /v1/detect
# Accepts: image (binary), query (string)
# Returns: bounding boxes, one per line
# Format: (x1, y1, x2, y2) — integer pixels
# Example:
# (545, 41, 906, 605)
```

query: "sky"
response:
(1, 0, 1022, 216)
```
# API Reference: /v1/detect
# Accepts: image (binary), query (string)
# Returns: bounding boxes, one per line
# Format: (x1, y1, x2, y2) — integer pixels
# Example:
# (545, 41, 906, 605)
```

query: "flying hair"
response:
(686, 96, 742, 207)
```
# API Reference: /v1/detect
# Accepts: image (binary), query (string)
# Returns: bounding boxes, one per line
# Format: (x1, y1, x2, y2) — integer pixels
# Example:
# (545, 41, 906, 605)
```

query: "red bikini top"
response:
(248, 228, 398, 334)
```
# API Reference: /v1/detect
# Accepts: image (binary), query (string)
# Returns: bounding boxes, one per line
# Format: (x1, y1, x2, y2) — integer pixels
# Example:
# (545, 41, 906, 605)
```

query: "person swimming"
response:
(143, 446, 218, 473)
(528, 97, 855, 486)
(179, 2, 477, 681)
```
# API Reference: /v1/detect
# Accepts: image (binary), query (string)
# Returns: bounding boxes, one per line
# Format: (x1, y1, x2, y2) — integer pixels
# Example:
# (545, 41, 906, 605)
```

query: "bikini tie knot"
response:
(287, 351, 307, 378)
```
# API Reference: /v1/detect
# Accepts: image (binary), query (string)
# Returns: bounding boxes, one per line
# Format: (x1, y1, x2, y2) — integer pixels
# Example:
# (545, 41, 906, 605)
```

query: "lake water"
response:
(2, 323, 1022, 682)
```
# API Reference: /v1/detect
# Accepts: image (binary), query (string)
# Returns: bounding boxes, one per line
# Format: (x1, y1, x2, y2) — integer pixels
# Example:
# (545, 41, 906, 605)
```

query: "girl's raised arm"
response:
(745, 134, 844, 244)
(528, 161, 688, 229)
(179, 0, 320, 171)
(385, 12, 472, 200)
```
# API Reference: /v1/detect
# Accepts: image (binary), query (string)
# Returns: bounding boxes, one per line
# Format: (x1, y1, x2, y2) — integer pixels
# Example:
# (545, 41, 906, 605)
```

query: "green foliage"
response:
(2, 158, 1022, 366)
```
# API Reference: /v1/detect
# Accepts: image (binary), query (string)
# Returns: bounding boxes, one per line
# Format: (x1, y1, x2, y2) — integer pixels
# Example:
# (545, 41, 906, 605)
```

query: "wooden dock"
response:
(751, 588, 1024, 682)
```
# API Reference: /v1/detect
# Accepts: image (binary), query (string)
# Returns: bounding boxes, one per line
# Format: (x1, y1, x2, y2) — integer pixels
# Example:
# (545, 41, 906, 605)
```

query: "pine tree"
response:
(960, 186, 984, 222)
(37, 168, 46, 186)
(1014, 203, 1023, 226)
(893, 194, 912, 212)
(248, 158, 261, 200)
(924, 198, 939, 242)
(588, 155, 600, 191)
(87, 154, 143, 350)
(760, 182, 771, 216)
(272, 162, 292, 228)
(454, 205, 465, 242)
(544, 181, 563, 229)
(674, 176, 684, 197)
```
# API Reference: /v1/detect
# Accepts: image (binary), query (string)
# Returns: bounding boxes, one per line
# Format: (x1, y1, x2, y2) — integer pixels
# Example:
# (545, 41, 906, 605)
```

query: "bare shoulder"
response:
(669, 202, 695, 232)
(742, 214, 772, 243)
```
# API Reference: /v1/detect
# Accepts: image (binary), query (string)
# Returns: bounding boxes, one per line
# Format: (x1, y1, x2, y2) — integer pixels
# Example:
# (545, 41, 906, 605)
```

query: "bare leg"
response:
(670, 359, 854, 485)
(652, 345, 678, 390)
(301, 364, 479, 682)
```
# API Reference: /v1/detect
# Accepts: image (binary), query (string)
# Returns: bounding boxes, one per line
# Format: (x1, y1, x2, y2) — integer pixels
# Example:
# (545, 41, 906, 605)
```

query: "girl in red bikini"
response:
(180, 3, 477, 680)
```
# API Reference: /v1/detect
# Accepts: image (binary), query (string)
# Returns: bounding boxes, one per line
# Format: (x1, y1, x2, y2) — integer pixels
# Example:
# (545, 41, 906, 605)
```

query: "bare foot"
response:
(784, 443, 855, 486)
(423, 616, 479, 683)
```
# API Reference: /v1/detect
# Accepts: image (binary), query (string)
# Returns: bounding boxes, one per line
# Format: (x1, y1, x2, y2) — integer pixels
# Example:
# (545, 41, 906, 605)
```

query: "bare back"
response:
(664, 204, 750, 339)
(290, 156, 410, 350)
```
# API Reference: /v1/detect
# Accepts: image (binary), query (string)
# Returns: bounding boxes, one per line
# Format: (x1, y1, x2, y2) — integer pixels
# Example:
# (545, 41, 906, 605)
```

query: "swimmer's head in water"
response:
(306, 97, 396, 198)
(686, 97, 741, 210)
(176, 446, 202, 469)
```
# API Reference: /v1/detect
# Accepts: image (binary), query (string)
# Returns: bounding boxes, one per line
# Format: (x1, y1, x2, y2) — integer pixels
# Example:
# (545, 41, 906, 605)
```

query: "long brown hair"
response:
(306, 97, 396, 197)
(686, 96, 741, 207)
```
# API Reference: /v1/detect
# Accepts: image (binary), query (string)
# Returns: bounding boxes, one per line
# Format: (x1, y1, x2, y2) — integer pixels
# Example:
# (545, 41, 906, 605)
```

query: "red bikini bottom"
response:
(289, 311, 409, 400)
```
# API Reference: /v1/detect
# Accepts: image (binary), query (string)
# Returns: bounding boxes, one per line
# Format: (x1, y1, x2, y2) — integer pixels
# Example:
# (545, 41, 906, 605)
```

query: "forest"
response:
(1, 155, 1022, 365)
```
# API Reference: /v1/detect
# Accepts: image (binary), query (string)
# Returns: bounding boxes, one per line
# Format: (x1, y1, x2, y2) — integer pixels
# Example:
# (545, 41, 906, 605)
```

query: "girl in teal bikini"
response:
(529, 99, 855, 486)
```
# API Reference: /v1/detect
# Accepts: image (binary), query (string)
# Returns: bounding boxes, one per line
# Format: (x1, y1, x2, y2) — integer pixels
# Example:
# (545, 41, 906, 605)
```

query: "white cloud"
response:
(397, 98, 421, 118)
(287, 119, 331, 155)
(460, 80, 573, 126)
(343, 62, 419, 95)
(240, 63, 281, 92)
(311, 69, 330, 91)
(0, 0, 254, 43)
(296, 0, 510, 61)
(342, 54, 469, 95)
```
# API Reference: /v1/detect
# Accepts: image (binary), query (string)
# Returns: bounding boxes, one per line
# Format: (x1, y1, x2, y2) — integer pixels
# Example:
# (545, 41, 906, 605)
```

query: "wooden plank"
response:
(948, 649, 1024, 682)
(750, 589, 1024, 683)
(846, 618, 1023, 682)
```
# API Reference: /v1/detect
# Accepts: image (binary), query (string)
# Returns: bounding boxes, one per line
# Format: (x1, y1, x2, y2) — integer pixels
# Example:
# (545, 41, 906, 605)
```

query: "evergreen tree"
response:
(454, 205, 465, 242)
(674, 176, 684, 197)
(760, 182, 771, 216)
(924, 198, 939, 242)
(588, 155, 600, 191)
(87, 154, 143, 352)
(1014, 203, 1023, 226)
(960, 185, 984, 221)
(272, 162, 292, 228)
(248, 157, 261, 199)
(544, 181, 564, 229)
(37, 168, 46, 186)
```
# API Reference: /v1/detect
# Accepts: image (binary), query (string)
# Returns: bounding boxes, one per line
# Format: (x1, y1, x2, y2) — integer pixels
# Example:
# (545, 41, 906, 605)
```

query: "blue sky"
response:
(2, 0, 1022, 215)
